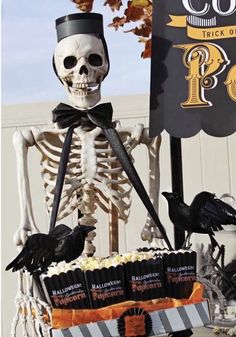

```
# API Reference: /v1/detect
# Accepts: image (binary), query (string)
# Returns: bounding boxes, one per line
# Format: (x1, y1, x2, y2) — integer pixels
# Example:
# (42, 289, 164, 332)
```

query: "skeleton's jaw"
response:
(68, 87, 101, 109)
(64, 80, 101, 109)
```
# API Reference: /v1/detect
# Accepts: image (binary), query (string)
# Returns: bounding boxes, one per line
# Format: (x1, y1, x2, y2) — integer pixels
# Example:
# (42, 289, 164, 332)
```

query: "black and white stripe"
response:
(51, 301, 210, 337)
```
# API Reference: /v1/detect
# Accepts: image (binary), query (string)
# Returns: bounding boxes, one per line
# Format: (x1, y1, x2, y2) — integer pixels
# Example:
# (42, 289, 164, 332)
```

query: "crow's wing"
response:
(6, 233, 58, 273)
(49, 224, 72, 239)
(190, 192, 215, 217)
(198, 198, 236, 232)
(54, 237, 76, 263)
(54, 228, 86, 263)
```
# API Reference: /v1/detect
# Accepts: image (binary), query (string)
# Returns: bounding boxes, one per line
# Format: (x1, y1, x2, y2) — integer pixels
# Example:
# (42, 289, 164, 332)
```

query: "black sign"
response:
(150, 0, 236, 138)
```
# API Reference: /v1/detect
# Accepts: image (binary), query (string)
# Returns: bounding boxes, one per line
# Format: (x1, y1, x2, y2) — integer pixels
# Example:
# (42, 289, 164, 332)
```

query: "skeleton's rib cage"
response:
(32, 122, 144, 224)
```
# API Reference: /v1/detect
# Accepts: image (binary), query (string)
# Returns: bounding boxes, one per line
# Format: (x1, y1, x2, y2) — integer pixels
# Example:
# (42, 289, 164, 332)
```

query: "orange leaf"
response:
(124, 0, 145, 22)
(71, 0, 95, 12)
(108, 16, 127, 30)
(104, 0, 123, 11)
(125, 16, 151, 37)
(140, 37, 152, 58)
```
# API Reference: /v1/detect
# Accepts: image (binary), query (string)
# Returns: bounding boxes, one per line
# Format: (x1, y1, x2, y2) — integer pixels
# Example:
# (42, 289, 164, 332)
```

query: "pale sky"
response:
(2, 0, 150, 104)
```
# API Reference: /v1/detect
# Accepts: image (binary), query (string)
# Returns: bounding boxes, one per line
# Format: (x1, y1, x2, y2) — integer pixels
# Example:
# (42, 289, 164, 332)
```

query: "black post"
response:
(170, 136, 185, 249)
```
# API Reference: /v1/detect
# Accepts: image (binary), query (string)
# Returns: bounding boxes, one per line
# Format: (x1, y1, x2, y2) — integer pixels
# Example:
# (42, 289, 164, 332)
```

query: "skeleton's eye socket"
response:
(88, 54, 103, 67)
(64, 56, 77, 69)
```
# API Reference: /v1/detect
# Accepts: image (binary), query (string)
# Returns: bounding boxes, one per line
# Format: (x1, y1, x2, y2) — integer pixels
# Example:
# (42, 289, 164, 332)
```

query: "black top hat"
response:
(55, 13, 104, 42)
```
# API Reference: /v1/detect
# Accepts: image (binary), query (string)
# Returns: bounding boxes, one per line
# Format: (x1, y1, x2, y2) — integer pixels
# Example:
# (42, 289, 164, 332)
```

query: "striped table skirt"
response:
(51, 300, 211, 337)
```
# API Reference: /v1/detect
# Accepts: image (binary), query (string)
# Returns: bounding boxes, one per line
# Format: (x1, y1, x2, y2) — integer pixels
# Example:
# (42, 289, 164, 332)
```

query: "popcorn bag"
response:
(163, 250, 197, 298)
(85, 264, 126, 309)
(124, 257, 164, 301)
(41, 268, 90, 309)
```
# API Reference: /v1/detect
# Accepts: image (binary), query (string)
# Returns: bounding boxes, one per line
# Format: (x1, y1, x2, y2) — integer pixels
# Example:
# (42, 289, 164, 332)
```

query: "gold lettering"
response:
(174, 42, 230, 108)
(224, 65, 236, 102)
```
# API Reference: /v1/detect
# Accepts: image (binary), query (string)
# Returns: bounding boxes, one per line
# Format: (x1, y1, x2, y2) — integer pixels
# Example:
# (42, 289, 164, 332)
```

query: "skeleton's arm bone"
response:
(13, 129, 40, 246)
(140, 128, 163, 241)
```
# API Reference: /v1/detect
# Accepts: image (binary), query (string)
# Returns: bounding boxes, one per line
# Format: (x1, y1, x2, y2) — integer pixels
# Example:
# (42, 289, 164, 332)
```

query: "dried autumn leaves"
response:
(71, 0, 152, 58)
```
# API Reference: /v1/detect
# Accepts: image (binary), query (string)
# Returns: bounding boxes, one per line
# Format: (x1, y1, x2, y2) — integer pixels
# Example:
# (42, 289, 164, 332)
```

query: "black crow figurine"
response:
(162, 191, 236, 249)
(6, 224, 95, 273)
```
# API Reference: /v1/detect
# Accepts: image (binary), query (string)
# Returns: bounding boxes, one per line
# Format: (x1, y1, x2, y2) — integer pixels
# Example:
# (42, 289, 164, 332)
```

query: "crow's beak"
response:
(162, 192, 171, 199)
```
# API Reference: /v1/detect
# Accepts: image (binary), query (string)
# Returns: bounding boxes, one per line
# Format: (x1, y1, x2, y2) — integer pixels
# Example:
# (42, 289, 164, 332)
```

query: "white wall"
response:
(2, 94, 236, 336)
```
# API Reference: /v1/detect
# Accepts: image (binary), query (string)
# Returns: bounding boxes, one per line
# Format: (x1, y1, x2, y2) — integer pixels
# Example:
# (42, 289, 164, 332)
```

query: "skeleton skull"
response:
(54, 34, 109, 109)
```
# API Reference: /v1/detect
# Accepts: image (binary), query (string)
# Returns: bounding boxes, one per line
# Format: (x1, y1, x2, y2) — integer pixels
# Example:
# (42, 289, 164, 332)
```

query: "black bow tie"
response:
(52, 102, 113, 129)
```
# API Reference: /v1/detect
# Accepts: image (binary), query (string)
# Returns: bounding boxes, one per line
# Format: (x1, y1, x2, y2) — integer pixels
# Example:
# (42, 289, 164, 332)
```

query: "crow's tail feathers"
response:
(207, 198, 236, 226)
(5, 249, 25, 272)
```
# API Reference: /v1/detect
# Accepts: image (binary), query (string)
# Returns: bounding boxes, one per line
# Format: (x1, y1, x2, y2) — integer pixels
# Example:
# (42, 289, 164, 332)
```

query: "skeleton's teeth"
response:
(74, 88, 99, 96)
(88, 82, 97, 87)
(72, 82, 99, 92)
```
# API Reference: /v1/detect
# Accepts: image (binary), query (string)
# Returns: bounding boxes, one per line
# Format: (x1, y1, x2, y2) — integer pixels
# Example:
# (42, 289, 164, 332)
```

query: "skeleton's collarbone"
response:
(30, 126, 65, 144)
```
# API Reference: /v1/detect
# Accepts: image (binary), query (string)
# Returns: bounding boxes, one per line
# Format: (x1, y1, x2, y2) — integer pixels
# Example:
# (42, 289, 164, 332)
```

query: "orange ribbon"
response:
(52, 282, 204, 329)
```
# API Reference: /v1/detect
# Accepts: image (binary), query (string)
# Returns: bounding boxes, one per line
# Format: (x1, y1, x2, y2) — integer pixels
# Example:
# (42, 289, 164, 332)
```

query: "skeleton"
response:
(11, 32, 162, 336)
